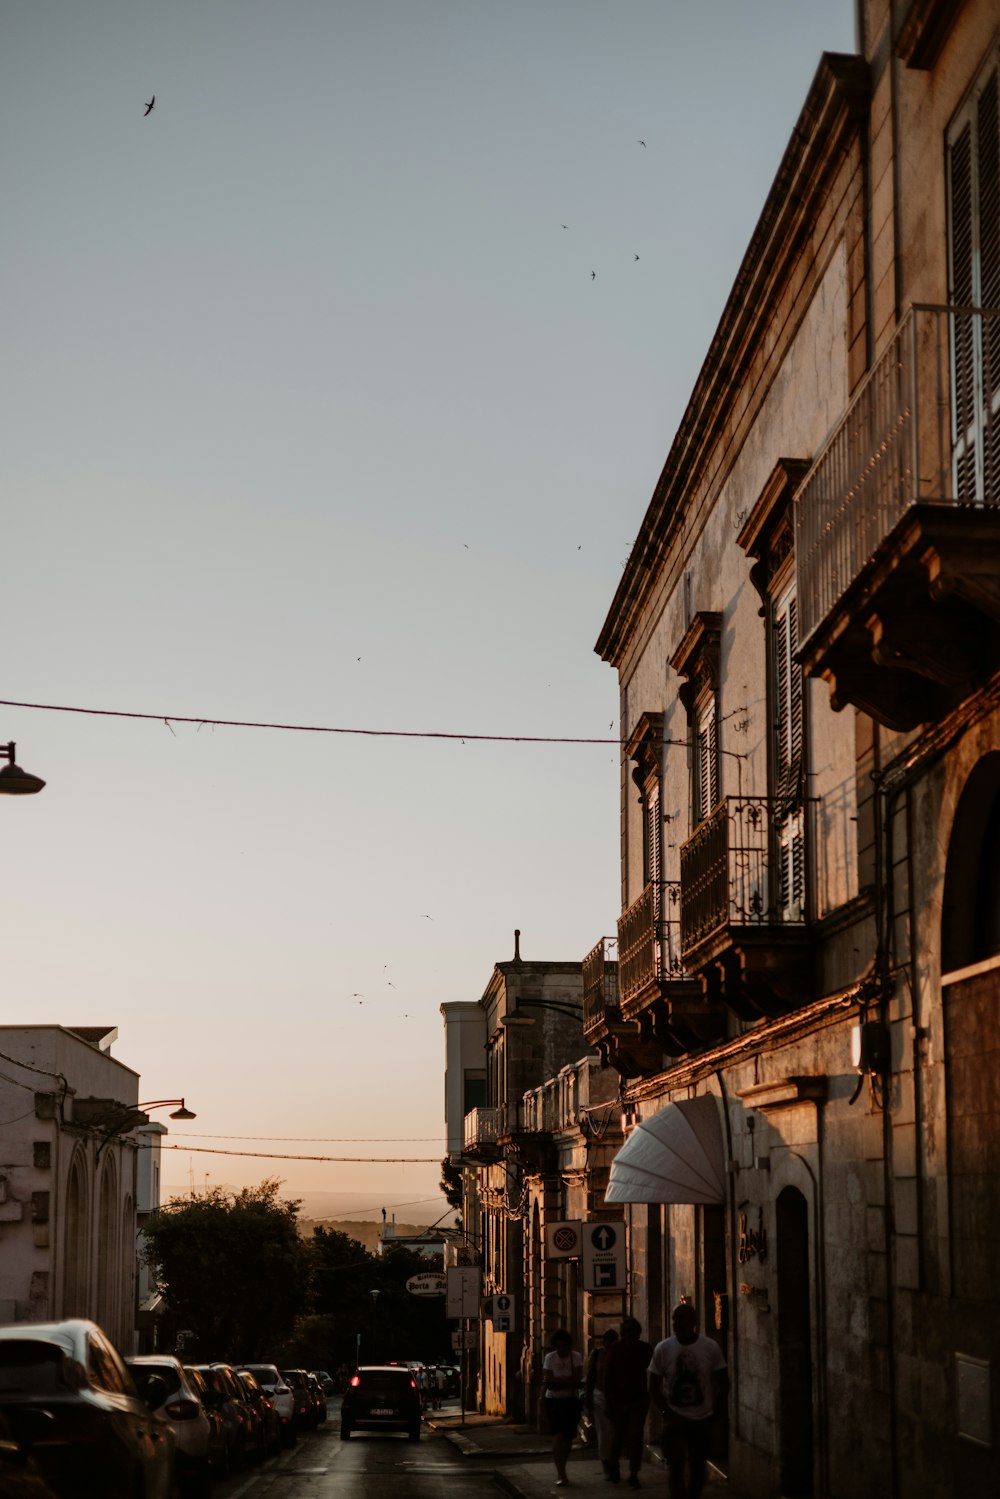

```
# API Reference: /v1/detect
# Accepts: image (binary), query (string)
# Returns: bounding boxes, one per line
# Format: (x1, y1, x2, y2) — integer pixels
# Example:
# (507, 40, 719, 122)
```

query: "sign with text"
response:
(451, 1328, 478, 1350)
(582, 1221, 627, 1292)
(545, 1220, 583, 1259)
(446, 1266, 482, 1320)
(406, 1273, 447, 1297)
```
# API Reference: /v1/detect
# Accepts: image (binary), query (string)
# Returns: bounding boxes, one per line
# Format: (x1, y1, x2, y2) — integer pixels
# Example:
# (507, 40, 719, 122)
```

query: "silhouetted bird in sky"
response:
(591, 271, 596, 281)
(634, 254, 640, 261)
(144, 96, 155, 116)
(638, 139, 645, 147)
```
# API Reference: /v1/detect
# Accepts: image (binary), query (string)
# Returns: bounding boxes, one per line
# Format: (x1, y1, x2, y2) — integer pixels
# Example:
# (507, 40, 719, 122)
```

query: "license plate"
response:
(372, 1408, 395, 1415)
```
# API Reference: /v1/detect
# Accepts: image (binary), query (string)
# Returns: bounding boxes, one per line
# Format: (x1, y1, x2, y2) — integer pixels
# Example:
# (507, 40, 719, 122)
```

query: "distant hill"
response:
(298, 1219, 441, 1253)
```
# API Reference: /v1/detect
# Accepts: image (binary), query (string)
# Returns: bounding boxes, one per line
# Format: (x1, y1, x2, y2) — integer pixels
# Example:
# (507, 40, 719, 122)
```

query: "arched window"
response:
(942, 752, 1000, 972)
(96, 1159, 119, 1336)
(63, 1149, 90, 1317)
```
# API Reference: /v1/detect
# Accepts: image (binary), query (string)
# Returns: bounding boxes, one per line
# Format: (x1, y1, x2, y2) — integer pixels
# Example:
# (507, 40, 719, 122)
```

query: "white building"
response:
(0, 1025, 148, 1351)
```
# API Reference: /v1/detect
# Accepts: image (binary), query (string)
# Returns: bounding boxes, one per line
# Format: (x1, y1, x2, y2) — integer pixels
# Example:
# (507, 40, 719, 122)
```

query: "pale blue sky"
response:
(0, 1, 854, 1213)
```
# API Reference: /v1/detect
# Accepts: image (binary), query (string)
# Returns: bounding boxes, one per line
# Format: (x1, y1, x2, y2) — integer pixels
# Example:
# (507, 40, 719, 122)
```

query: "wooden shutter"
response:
(774, 592, 803, 804)
(695, 700, 717, 825)
(948, 54, 1000, 502)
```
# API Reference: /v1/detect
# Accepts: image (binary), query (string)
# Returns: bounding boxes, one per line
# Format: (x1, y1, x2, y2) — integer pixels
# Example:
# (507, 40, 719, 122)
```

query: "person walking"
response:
(647, 1303, 727, 1499)
(583, 1328, 619, 1476)
(542, 1328, 584, 1487)
(605, 1316, 654, 1487)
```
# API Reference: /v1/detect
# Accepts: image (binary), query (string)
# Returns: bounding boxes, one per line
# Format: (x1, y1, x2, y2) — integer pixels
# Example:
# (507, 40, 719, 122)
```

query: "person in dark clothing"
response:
(648, 1303, 728, 1499)
(604, 1316, 654, 1487)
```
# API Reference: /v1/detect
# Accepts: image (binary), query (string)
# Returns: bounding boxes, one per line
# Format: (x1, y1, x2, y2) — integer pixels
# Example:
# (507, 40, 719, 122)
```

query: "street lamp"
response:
(97, 1098, 196, 1157)
(0, 743, 45, 795)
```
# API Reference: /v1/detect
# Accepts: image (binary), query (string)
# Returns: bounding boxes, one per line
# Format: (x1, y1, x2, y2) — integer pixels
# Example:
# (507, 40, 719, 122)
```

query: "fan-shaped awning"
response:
(605, 1095, 726, 1205)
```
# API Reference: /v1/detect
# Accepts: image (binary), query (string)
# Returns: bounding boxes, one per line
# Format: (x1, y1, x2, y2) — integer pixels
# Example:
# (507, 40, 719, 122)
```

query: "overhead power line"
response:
(169, 1133, 447, 1143)
(0, 698, 616, 746)
(160, 1144, 441, 1163)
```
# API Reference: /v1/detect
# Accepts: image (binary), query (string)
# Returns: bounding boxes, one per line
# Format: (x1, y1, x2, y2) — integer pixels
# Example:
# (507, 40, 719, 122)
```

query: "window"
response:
(948, 44, 1000, 500)
(670, 612, 722, 831)
(693, 695, 719, 827)
(772, 584, 805, 921)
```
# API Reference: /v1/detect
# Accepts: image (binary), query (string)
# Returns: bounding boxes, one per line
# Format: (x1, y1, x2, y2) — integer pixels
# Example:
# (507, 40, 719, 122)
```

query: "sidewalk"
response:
(426, 1409, 731, 1498)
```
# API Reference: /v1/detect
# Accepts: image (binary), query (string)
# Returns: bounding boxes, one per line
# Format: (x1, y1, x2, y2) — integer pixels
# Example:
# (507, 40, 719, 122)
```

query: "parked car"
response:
(0, 1318, 176, 1498)
(282, 1368, 317, 1430)
(239, 1363, 296, 1447)
(340, 1365, 422, 1441)
(127, 1356, 224, 1497)
(212, 1363, 266, 1465)
(189, 1362, 253, 1470)
(236, 1368, 280, 1454)
(313, 1369, 336, 1396)
(183, 1367, 229, 1478)
(0, 1408, 57, 1498)
(306, 1372, 327, 1424)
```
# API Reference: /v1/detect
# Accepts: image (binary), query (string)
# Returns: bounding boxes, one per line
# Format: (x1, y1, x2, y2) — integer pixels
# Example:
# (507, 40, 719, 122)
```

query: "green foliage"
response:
(146, 1179, 455, 1369)
(439, 1156, 463, 1214)
(143, 1179, 309, 1362)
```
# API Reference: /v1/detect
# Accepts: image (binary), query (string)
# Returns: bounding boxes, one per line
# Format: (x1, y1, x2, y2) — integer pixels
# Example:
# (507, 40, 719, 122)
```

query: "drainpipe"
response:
(714, 1071, 741, 1441)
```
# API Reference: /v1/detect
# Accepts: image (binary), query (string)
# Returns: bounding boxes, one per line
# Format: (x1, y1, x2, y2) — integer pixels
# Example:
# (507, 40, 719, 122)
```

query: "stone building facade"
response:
(584, 4, 1000, 1497)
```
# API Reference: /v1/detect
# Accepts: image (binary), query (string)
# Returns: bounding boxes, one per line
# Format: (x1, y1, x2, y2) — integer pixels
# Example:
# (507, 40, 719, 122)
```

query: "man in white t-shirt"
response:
(647, 1303, 727, 1499)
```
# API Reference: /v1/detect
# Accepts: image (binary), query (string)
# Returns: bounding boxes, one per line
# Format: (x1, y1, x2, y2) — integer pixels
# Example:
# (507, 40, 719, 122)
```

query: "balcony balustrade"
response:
(679, 796, 812, 1016)
(795, 304, 1000, 729)
(582, 936, 619, 1034)
(463, 1107, 500, 1157)
(617, 882, 686, 1006)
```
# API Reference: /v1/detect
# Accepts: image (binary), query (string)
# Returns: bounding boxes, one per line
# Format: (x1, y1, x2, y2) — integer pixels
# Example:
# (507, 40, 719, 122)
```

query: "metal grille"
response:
(582, 936, 619, 1031)
(463, 1108, 499, 1151)
(795, 304, 1000, 651)
(616, 881, 687, 1006)
(679, 797, 808, 952)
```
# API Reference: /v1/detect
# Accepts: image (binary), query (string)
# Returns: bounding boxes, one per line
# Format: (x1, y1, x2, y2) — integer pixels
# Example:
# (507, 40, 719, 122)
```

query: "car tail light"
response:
(409, 1379, 417, 1390)
(165, 1398, 201, 1421)
(349, 1375, 361, 1388)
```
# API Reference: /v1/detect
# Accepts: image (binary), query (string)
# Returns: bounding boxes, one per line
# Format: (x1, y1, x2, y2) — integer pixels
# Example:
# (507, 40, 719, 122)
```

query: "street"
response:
(211, 1403, 502, 1499)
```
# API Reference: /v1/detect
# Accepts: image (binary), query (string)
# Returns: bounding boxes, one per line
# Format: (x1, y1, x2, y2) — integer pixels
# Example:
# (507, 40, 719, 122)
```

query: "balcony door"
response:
(772, 584, 805, 924)
(948, 50, 1000, 502)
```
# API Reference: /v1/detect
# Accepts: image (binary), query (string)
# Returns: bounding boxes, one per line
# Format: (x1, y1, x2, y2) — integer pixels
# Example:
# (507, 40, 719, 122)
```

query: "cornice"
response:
(595, 53, 869, 669)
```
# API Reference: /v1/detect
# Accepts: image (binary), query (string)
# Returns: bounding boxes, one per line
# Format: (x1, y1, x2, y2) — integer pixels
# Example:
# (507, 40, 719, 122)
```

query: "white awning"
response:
(605, 1095, 726, 1205)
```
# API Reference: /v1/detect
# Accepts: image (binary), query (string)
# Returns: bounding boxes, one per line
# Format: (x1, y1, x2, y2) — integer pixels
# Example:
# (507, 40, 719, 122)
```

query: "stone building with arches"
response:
(581, 4, 1000, 1496)
(0, 1025, 145, 1351)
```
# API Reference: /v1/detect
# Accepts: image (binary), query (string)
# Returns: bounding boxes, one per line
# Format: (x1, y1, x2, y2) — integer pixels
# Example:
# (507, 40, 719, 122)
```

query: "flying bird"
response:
(591, 271, 596, 281)
(420, 914, 434, 920)
(144, 96, 155, 116)
(561, 224, 568, 229)
(638, 139, 646, 147)
(634, 254, 640, 262)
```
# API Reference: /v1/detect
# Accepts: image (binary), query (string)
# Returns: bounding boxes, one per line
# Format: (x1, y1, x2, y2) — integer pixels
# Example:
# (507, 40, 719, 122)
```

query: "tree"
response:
(143, 1179, 309, 1361)
(439, 1156, 463, 1215)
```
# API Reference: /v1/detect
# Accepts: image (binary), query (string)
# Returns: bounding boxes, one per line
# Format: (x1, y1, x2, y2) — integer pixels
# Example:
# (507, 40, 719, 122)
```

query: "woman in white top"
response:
(542, 1328, 584, 1486)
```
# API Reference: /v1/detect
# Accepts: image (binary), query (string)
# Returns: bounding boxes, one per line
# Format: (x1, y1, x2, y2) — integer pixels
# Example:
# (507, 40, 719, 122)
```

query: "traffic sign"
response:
(582, 1220, 627, 1292)
(545, 1220, 583, 1259)
(491, 1292, 515, 1331)
(446, 1266, 482, 1319)
(451, 1328, 477, 1350)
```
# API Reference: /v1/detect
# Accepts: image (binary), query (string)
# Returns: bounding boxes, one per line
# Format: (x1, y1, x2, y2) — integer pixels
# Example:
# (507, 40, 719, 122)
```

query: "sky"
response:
(0, 1, 855, 1221)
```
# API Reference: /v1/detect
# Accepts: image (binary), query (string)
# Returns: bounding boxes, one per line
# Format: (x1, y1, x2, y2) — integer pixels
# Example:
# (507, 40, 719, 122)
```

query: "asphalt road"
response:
(212, 1406, 495, 1499)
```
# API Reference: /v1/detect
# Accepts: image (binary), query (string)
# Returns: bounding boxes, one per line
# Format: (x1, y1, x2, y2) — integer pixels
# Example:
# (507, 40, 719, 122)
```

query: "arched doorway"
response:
(941, 751, 1000, 971)
(776, 1186, 813, 1496)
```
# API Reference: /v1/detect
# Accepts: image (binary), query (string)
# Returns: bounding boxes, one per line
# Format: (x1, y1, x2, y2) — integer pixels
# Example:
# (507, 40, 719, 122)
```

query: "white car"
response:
(127, 1354, 224, 1496)
(240, 1363, 297, 1446)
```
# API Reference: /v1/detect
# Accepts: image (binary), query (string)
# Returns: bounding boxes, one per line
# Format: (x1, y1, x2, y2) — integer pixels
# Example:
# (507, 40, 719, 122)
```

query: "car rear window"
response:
(0, 1343, 70, 1394)
(359, 1370, 413, 1394)
(244, 1364, 278, 1386)
(129, 1364, 181, 1400)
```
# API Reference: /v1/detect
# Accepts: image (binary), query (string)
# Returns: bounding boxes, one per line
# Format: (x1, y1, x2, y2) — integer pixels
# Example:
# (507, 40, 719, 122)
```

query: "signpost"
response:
(582, 1221, 627, 1292)
(446, 1267, 482, 1427)
(544, 1220, 583, 1258)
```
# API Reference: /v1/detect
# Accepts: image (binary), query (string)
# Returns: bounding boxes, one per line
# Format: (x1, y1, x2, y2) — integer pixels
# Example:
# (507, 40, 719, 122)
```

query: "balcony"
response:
(463, 1107, 500, 1160)
(679, 797, 812, 1017)
(795, 304, 1000, 731)
(496, 1099, 555, 1173)
(613, 882, 723, 1064)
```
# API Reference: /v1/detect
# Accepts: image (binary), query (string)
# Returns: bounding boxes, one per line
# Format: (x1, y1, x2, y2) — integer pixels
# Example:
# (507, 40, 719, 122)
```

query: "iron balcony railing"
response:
(796, 303, 1000, 650)
(463, 1107, 500, 1152)
(679, 796, 807, 952)
(582, 936, 619, 1030)
(616, 881, 687, 1007)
